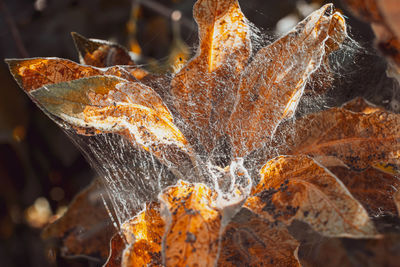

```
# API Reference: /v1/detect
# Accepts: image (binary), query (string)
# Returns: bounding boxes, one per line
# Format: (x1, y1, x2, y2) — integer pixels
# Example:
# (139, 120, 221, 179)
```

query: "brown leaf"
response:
(395, 190, 400, 216)
(299, 234, 400, 267)
(120, 202, 164, 267)
(270, 106, 400, 171)
(27, 75, 194, 178)
(42, 179, 116, 260)
(6, 58, 137, 93)
(329, 166, 400, 216)
(245, 155, 376, 237)
(218, 207, 300, 267)
(71, 32, 135, 67)
(170, 0, 251, 151)
(159, 180, 222, 267)
(227, 5, 347, 157)
(104, 234, 125, 267)
(343, 0, 400, 72)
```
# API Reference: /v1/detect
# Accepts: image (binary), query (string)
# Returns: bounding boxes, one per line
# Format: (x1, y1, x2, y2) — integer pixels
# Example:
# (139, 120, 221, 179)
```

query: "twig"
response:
(0, 0, 29, 57)
(138, 0, 196, 32)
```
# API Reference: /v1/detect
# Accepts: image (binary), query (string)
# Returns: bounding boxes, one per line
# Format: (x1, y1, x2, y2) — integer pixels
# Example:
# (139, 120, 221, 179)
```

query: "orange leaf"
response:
(227, 4, 347, 157)
(159, 180, 222, 267)
(170, 0, 251, 152)
(120, 202, 164, 267)
(246, 155, 376, 237)
(6, 58, 141, 93)
(218, 207, 300, 267)
(42, 179, 116, 260)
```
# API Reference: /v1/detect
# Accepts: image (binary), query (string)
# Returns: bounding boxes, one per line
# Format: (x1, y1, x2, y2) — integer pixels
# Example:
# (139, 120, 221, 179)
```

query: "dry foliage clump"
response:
(6, 0, 400, 266)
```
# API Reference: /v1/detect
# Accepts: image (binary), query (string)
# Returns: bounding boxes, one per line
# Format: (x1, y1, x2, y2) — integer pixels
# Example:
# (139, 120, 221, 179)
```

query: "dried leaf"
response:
(299, 234, 400, 267)
(120, 202, 164, 267)
(27, 75, 194, 178)
(245, 155, 377, 237)
(71, 32, 135, 67)
(104, 234, 125, 267)
(329, 166, 400, 216)
(227, 5, 347, 157)
(170, 0, 251, 151)
(395, 190, 400, 216)
(270, 106, 400, 171)
(6, 58, 137, 93)
(42, 179, 116, 260)
(159, 180, 221, 267)
(218, 207, 300, 266)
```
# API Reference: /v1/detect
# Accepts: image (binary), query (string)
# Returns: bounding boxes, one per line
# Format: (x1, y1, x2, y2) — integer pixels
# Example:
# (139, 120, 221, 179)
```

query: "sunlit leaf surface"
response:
(246, 155, 377, 237)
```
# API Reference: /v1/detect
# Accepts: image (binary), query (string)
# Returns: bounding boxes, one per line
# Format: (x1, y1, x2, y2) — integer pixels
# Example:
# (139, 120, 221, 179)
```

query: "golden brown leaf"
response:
(159, 180, 221, 267)
(270, 106, 400, 171)
(170, 0, 251, 151)
(227, 5, 347, 157)
(329, 166, 400, 216)
(120, 202, 164, 267)
(341, 97, 385, 114)
(26, 75, 194, 178)
(71, 32, 135, 67)
(42, 179, 116, 260)
(218, 207, 300, 267)
(6, 58, 137, 93)
(246, 155, 376, 237)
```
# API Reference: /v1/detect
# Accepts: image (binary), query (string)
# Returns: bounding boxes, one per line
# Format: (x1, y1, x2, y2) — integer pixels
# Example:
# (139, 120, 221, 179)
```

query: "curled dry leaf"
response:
(42, 179, 116, 260)
(270, 106, 400, 171)
(218, 207, 300, 267)
(6, 58, 137, 93)
(227, 4, 347, 157)
(329, 166, 400, 216)
(120, 202, 164, 267)
(245, 155, 377, 237)
(71, 32, 135, 67)
(159, 180, 221, 267)
(171, 0, 251, 152)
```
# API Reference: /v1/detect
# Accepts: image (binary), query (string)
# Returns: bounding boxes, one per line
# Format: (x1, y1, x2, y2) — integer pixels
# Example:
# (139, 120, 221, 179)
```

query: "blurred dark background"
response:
(0, 0, 398, 266)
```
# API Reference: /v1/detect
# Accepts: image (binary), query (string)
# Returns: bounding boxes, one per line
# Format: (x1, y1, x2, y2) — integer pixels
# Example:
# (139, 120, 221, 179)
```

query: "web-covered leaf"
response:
(170, 0, 251, 152)
(42, 179, 116, 260)
(227, 4, 347, 157)
(26, 75, 194, 178)
(245, 155, 377, 237)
